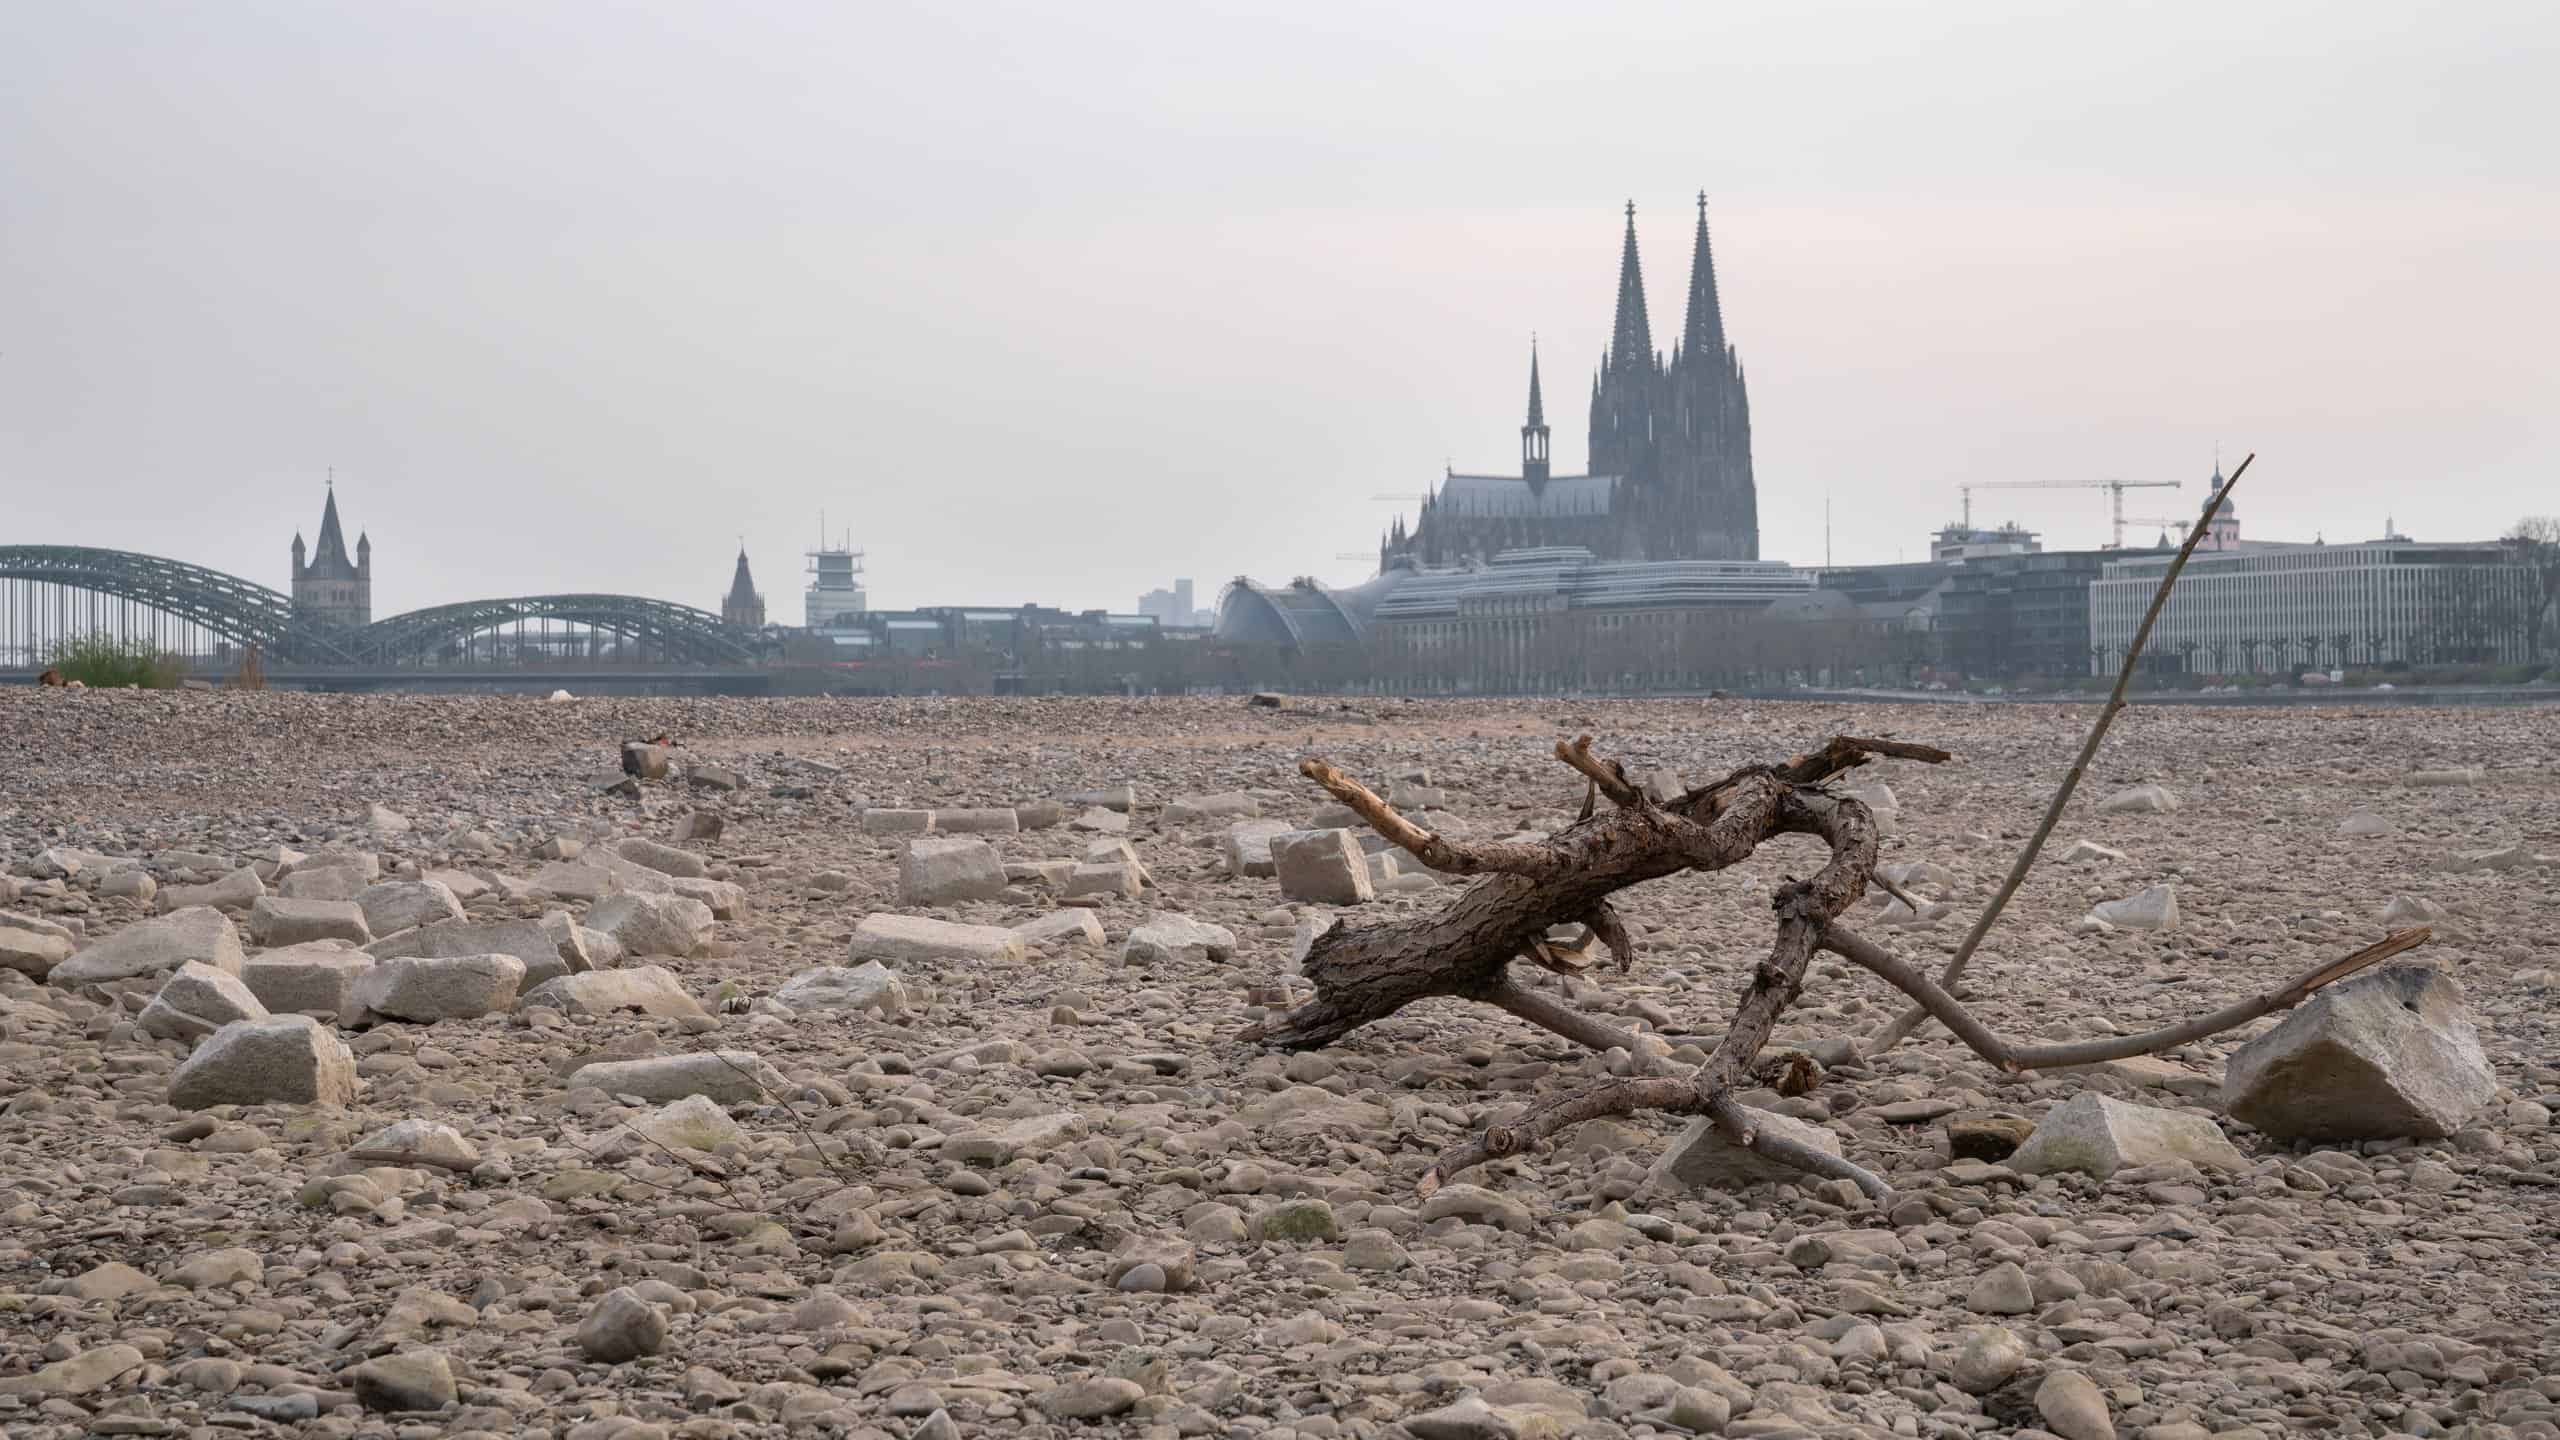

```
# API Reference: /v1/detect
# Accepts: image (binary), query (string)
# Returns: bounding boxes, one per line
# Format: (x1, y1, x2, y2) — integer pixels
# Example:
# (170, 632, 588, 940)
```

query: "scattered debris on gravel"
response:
(3, 689, 2557, 1439)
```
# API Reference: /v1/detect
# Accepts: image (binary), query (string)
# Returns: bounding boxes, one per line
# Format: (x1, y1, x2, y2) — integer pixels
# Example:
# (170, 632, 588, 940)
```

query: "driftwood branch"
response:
(1869, 455, 2254, 1053)
(1299, 757, 1569, 879)
(1248, 717, 2409, 1201)
(1820, 923, 2428, 1071)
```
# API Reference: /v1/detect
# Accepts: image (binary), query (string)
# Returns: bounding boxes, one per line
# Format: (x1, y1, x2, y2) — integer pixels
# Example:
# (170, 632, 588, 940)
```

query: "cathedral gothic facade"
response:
(1384, 196, 1759, 569)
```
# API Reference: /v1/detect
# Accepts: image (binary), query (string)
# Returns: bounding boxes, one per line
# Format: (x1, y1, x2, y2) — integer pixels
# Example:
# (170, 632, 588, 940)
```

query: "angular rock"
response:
(860, 809, 935, 835)
(0, 1344, 145, 1398)
(353, 953, 525, 1023)
(1013, 910, 1107, 950)
(278, 865, 368, 901)
(944, 1111, 1088, 1165)
(930, 807, 1020, 835)
(1951, 1326, 2026, 1394)
(2222, 965, 2495, 1141)
(169, 1016, 358, 1109)
(1946, 1113, 2036, 1162)
(2034, 1370, 2116, 1440)
(1653, 1107, 1843, 1190)
(2381, 894, 2448, 927)
(586, 892, 716, 959)
(1071, 806, 1131, 834)
(618, 836, 708, 878)
(159, 865, 266, 913)
(1067, 784, 1136, 813)
(52, 906, 243, 987)
(521, 965, 708, 1019)
(578, 1287, 669, 1363)
(241, 941, 375, 1018)
(1039, 1376, 1143, 1421)
(352, 1350, 455, 1413)
(249, 895, 374, 947)
(356, 880, 465, 937)
(101, 869, 157, 903)
(2057, 839, 2126, 865)
(2447, 842, 2531, 873)
(849, 913, 1026, 965)
(2095, 783, 2178, 815)
(531, 860, 622, 903)
(1221, 819, 1295, 878)
(2088, 884, 2178, 931)
(0, 916, 75, 978)
(1273, 828, 1374, 906)
(369, 917, 590, 988)
(293, 848, 383, 883)
(774, 961, 907, 1015)
(1063, 858, 1143, 900)
(623, 1092, 744, 1152)
(139, 960, 271, 1039)
(2007, 1091, 2244, 1178)
(352, 1117, 480, 1169)
(571, 1051, 787, 1105)
(1121, 913, 1236, 966)
(1164, 792, 1259, 824)
(899, 836, 1008, 906)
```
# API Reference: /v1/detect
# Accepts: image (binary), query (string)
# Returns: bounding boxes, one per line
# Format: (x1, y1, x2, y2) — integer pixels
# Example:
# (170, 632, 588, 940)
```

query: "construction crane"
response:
(1958, 478, 2182, 549)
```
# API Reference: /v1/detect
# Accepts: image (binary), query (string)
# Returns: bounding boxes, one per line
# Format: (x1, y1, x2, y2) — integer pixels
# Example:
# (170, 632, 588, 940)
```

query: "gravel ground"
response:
(3, 689, 2557, 1440)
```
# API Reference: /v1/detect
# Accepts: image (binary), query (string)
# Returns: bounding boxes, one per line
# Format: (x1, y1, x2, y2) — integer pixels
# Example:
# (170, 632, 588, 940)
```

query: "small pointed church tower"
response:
(722, 547, 767, 629)
(290, 480, 371, 627)
(1521, 340, 1551, 488)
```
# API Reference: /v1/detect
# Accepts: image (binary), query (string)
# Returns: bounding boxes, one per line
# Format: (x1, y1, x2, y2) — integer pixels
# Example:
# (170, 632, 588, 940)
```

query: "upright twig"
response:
(1867, 454, 2253, 1053)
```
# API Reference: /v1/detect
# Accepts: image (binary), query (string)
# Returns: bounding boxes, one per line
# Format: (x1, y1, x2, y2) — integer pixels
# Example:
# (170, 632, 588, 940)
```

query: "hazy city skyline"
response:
(6, 1, 2552, 618)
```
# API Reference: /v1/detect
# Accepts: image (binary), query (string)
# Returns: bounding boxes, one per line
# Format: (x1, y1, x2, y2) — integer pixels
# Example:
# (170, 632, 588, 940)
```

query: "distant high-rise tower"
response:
(290, 482, 371, 627)
(804, 523, 868, 629)
(1387, 195, 1758, 568)
(721, 547, 767, 629)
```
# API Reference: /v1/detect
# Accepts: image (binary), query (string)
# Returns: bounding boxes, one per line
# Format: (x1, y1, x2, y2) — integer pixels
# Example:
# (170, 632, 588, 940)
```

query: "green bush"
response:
(49, 634, 186, 689)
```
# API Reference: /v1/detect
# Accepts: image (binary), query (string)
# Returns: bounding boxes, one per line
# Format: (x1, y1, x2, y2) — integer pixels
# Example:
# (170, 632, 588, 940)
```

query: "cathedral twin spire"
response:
(1600, 193, 1727, 375)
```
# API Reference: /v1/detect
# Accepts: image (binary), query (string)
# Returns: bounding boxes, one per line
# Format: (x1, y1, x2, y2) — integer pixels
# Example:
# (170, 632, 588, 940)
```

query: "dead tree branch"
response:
(1244, 685, 2451, 1199)
(1820, 922, 2428, 1071)
(1868, 453, 2255, 1053)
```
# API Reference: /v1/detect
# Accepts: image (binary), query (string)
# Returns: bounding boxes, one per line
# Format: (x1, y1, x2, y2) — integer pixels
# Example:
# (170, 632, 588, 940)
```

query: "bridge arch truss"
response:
(0, 545, 359, 664)
(0, 546, 753, 670)
(355, 594, 756, 666)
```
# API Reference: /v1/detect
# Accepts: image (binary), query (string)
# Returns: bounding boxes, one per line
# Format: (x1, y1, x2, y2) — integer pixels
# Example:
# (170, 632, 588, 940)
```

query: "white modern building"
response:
(805, 533, 868, 629)
(2090, 536, 2539, 674)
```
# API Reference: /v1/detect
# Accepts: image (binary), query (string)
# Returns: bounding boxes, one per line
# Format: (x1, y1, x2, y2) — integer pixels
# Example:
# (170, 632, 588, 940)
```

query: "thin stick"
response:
(1823, 920, 2423, 1070)
(1869, 454, 2253, 1052)
(1865, 867, 1930, 915)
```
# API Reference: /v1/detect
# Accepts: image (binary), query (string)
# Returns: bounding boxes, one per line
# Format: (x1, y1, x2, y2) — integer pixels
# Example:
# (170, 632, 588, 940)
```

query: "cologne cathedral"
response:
(1383, 196, 1759, 568)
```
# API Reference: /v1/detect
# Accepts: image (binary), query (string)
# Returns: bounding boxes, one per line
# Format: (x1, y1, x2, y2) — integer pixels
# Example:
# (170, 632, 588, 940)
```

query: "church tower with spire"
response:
(290, 480, 371, 628)
(1521, 341, 1551, 488)
(1384, 195, 1760, 569)
(721, 547, 767, 629)
(1662, 192, 1758, 560)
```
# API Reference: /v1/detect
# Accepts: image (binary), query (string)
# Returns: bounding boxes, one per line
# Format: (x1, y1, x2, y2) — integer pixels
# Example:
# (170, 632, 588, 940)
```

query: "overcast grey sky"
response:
(5, 1, 2553, 617)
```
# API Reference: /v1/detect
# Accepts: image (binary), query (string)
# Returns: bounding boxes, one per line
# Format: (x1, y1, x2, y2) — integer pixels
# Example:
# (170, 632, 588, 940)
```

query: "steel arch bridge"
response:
(0, 546, 753, 668)
(356, 595, 755, 665)
(0, 544, 361, 663)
